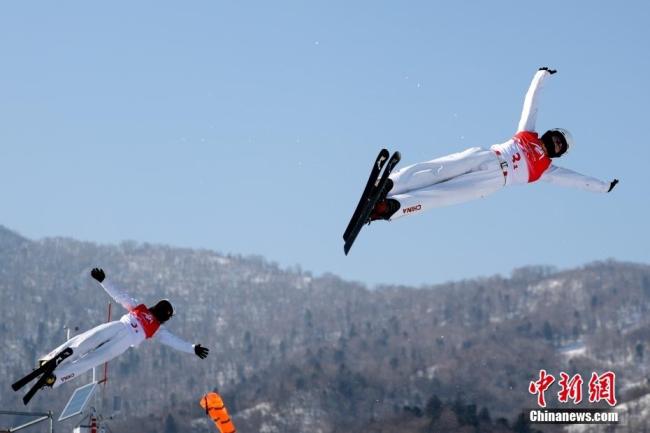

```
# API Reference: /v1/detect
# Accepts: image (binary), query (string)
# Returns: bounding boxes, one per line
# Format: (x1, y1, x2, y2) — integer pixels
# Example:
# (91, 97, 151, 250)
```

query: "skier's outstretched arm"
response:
(517, 67, 556, 133)
(155, 327, 209, 358)
(540, 165, 619, 193)
(91, 268, 138, 311)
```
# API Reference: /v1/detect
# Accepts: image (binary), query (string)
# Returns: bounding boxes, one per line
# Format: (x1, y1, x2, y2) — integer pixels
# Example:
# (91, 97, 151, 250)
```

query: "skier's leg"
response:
(389, 147, 495, 195)
(40, 340, 76, 364)
(40, 321, 124, 366)
(51, 325, 133, 388)
(387, 164, 504, 220)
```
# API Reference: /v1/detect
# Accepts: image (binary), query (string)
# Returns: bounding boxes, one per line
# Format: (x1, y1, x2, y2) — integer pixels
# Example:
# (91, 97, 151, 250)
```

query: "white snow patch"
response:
(252, 275, 270, 284)
(565, 393, 645, 433)
(425, 365, 437, 379)
(260, 422, 280, 433)
(558, 341, 586, 359)
(237, 402, 276, 419)
(529, 278, 563, 294)
(412, 365, 437, 380)
(215, 316, 228, 333)
(190, 418, 211, 429)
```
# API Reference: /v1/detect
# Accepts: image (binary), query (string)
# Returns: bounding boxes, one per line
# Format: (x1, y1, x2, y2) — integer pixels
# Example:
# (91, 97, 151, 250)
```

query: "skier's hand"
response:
(607, 179, 619, 193)
(91, 268, 105, 283)
(194, 344, 209, 359)
(538, 67, 557, 75)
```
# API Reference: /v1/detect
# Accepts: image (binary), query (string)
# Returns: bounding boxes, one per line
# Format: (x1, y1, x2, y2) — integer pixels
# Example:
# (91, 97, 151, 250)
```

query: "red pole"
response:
(90, 415, 97, 433)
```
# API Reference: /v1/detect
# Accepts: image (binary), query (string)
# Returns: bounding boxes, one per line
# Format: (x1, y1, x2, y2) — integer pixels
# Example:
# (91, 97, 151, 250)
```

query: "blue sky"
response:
(1, 1, 648, 286)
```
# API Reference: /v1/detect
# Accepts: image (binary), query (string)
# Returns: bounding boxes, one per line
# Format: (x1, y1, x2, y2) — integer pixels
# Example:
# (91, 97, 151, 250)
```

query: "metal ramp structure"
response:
(0, 410, 54, 433)
(63, 301, 115, 433)
(3, 301, 114, 433)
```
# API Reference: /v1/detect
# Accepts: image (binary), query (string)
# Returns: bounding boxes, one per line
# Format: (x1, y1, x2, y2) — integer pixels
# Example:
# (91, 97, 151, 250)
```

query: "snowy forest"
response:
(1, 225, 649, 433)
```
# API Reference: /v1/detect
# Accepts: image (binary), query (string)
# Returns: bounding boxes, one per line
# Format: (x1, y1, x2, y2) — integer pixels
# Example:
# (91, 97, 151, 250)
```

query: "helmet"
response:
(149, 299, 174, 323)
(551, 128, 574, 154)
(541, 128, 573, 157)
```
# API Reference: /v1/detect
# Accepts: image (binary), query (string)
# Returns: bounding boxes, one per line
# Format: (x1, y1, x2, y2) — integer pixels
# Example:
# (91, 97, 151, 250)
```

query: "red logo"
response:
(529, 370, 555, 407)
(588, 372, 617, 406)
(530, 370, 617, 408)
(557, 372, 583, 404)
(402, 204, 422, 214)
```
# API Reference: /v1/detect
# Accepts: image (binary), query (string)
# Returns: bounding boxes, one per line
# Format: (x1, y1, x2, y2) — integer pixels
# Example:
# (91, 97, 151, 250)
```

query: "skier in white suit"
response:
(370, 67, 619, 221)
(39, 268, 209, 388)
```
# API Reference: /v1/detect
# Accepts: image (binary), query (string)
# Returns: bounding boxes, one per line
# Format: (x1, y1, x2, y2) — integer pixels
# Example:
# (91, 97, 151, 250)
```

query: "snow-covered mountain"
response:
(1, 225, 648, 433)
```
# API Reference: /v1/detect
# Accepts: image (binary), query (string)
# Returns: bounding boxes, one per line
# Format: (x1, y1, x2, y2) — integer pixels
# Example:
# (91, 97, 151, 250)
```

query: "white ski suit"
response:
(387, 69, 612, 220)
(41, 279, 195, 388)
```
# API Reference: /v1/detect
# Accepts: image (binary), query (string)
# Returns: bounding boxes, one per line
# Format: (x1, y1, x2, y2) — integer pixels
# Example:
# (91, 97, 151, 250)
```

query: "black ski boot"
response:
(370, 198, 400, 221)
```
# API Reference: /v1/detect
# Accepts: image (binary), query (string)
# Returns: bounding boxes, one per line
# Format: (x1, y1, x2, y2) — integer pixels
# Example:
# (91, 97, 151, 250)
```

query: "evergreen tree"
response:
(164, 414, 178, 433)
(425, 394, 443, 421)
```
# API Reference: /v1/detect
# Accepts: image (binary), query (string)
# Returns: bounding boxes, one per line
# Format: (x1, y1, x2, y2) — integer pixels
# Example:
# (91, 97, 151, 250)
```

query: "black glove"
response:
(194, 344, 209, 359)
(607, 179, 619, 193)
(91, 268, 105, 283)
(538, 67, 557, 75)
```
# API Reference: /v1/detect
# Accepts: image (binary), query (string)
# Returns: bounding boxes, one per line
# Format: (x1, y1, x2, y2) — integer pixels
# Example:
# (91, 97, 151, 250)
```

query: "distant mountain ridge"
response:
(1, 225, 648, 433)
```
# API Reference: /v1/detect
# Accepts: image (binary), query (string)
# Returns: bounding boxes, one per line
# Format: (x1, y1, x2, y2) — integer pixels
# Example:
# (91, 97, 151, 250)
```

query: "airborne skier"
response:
(369, 67, 619, 222)
(13, 268, 209, 403)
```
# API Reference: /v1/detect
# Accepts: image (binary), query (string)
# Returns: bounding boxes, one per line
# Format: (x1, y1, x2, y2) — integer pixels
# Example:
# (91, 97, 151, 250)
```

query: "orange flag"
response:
(200, 392, 236, 433)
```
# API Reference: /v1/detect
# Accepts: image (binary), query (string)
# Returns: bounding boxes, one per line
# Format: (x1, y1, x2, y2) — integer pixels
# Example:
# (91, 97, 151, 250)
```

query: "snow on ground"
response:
(565, 391, 650, 433)
(558, 341, 587, 359)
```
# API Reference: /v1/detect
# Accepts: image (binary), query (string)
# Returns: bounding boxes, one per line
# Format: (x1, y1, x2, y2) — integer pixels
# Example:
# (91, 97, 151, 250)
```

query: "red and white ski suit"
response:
(42, 279, 195, 388)
(387, 69, 611, 220)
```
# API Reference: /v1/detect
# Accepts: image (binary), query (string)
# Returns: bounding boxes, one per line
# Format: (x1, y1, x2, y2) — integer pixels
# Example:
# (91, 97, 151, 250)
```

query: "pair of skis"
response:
(343, 149, 401, 255)
(11, 347, 73, 405)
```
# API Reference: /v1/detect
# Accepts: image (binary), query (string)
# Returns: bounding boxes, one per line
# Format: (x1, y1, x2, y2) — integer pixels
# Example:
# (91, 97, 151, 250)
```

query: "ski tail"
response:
(20, 348, 73, 405)
(22, 374, 51, 405)
(12, 347, 73, 392)
(343, 149, 390, 241)
(12, 367, 43, 392)
(344, 151, 401, 255)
